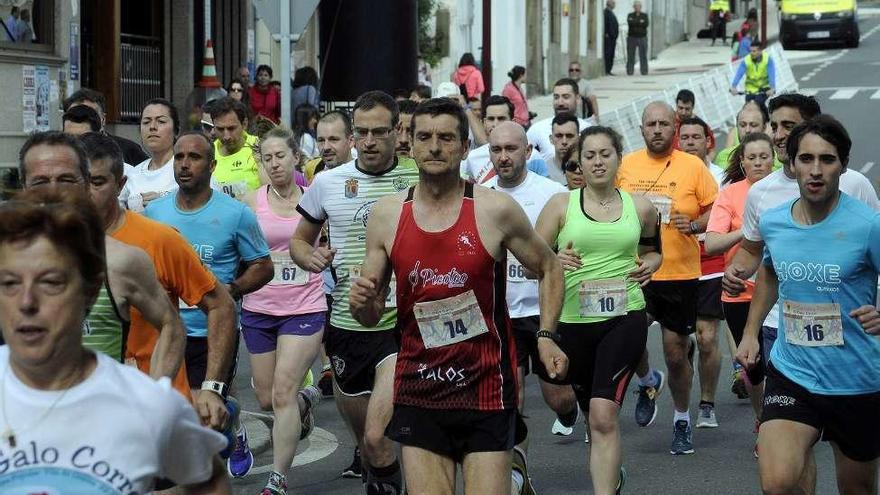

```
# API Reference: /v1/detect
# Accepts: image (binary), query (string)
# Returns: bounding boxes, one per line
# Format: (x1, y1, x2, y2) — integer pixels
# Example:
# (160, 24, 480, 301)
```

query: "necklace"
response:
(270, 184, 297, 205)
(584, 188, 618, 211)
(0, 361, 84, 448)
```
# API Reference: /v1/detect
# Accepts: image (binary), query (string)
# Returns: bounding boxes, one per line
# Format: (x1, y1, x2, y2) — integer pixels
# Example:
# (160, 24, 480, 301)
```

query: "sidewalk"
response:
(528, 8, 779, 122)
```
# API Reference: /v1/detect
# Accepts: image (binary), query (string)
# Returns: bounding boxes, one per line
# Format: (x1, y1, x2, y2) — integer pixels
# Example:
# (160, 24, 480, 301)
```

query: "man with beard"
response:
(616, 102, 718, 455)
(305, 111, 356, 182)
(526, 79, 590, 164)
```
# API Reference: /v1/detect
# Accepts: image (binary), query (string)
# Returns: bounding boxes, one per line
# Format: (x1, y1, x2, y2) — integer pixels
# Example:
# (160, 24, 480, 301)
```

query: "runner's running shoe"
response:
(696, 403, 718, 428)
(670, 419, 695, 455)
(634, 370, 665, 427)
(261, 471, 287, 495)
(341, 447, 363, 478)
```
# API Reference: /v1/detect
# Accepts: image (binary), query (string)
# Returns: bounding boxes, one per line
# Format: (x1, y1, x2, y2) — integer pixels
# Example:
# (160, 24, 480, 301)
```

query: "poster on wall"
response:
(70, 22, 79, 80)
(22, 65, 35, 133)
(35, 65, 50, 131)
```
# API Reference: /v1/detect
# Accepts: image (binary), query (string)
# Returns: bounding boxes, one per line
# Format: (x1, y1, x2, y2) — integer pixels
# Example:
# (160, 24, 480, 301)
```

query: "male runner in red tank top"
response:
(350, 98, 567, 494)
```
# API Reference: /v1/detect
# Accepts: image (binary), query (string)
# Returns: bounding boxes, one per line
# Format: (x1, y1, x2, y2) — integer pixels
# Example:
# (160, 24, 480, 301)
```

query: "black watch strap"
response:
(536, 330, 560, 343)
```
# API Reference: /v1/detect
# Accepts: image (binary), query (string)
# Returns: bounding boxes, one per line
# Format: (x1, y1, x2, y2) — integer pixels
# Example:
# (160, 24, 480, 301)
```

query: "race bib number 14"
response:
(414, 290, 489, 349)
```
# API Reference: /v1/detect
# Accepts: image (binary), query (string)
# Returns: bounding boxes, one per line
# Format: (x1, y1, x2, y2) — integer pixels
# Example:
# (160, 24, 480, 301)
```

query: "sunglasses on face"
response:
(229, 87, 243, 93)
(564, 161, 581, 173)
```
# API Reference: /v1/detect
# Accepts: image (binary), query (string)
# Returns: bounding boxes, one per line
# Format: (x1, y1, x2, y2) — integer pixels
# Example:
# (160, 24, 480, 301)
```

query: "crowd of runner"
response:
(0, 77, 878, 495)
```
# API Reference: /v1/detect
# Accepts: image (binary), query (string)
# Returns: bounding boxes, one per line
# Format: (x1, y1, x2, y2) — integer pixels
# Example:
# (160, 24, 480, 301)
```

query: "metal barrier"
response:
(120, 34, 163, 122)
(599, 43, 798, 154)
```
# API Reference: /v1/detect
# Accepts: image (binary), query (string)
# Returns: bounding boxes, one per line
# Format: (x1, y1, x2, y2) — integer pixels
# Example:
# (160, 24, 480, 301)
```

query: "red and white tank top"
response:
(390, 182, 517, 411)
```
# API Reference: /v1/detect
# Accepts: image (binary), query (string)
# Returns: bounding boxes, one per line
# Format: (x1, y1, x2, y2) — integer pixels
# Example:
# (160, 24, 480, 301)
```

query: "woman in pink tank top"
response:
(241, 127, 326, 494)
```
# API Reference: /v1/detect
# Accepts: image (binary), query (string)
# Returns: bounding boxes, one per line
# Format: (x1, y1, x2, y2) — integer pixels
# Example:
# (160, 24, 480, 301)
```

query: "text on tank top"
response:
(390, 183, 517, 411)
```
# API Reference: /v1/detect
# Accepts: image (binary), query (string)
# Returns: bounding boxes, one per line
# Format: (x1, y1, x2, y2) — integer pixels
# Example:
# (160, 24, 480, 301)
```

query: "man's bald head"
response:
(489, 121, 528, 148)
(489, 122, 532, 187)
(640, 101, 677, 157)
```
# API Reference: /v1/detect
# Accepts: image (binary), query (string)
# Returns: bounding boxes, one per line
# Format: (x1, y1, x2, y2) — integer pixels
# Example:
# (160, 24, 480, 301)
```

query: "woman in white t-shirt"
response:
(126, 98, 180, 212)
(0, 188, 229, 493)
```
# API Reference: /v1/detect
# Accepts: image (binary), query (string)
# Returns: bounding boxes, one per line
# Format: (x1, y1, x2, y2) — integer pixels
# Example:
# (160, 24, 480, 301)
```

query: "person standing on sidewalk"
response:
(729, 44, 777, 111)
(626, 2, 649, 76)
(568, 61, 600, 122)
(604, 0, 619, 75)
(709, 0, 730, 46)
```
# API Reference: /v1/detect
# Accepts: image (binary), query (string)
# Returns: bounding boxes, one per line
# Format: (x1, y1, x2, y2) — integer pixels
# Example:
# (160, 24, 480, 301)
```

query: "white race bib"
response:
(414, 290, 490, 349)
(783, 301, 844, 347)
(579, 278, 628, 317)
(179, 298, 197, 310)
(506, 252, 528, 283)
(644, 193, 672, 224)
(270, 252, 310, 286)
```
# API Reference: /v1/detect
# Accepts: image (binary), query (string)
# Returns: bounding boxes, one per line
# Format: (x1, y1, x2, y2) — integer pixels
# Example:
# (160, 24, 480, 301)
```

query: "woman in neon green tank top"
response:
(535, 126, 662, 494)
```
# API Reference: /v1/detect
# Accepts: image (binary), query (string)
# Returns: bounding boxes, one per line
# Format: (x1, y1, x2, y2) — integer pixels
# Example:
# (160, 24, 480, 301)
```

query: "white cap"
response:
(435, 82, 460, 98)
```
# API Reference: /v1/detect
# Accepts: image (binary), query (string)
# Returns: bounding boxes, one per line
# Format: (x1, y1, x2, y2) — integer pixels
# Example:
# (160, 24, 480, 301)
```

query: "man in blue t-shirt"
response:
(146, 131, 273, 478)
(735, 116, 880, 494)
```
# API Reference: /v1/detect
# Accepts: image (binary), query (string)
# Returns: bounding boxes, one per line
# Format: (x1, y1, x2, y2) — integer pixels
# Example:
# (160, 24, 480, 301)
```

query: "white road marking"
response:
(248, 427, 340, 476)
(830, 88, 859, 100)
(861, 162, 875, 174)
(872, 90, 880, 100)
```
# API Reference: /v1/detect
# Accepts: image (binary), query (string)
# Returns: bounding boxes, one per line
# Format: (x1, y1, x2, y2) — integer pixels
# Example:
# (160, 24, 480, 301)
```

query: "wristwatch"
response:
(536, 330, 561, 343)
(689, 221, 700, 234)
(201, 380, 228, 398)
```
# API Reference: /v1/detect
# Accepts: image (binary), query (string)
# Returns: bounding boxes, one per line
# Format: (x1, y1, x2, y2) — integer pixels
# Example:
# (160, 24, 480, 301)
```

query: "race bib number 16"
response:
(783, 301, 844, 347)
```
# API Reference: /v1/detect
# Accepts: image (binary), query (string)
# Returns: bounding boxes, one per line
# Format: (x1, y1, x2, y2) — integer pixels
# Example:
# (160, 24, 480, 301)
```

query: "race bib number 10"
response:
(783, 301, 844, 347)
(579, 278, 628, 317)
(270, 252, 309, 286)
(414, 290, 489, 349)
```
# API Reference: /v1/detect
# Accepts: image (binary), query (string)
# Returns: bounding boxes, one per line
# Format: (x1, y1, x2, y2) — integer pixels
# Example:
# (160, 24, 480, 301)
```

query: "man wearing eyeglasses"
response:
(208, 97, 262, 200)
(291, 91, 419, 494)
(568, 62, 600, 122)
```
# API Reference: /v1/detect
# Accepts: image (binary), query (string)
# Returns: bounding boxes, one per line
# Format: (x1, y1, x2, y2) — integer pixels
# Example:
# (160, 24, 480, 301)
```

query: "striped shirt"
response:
(296, 157, 420, 331)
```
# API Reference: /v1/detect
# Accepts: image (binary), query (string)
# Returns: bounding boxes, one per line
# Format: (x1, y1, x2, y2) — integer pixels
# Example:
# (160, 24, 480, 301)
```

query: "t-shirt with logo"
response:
(760, 193, 880, 395)
(484, 172, 567, 318)
(0, 347, 226, 493)
(146, 191, 270, 337)
(296, 157, 420, 332)
(741, 168, 880, 328)
(213, 132, 261, 199)
(617, 149, 718, 281)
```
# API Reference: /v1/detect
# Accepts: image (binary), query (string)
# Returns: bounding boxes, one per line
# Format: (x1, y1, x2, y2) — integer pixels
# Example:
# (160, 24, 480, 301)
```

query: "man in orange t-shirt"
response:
(616, 101, 718, 455)
(84, 134, 237, 424)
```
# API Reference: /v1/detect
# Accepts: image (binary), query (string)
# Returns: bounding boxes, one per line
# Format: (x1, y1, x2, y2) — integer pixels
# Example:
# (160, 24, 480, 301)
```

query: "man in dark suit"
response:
(604, 0, 620, 76)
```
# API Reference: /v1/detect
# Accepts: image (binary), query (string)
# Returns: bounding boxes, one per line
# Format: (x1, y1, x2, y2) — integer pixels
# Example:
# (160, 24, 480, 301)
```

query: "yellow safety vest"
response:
(710, 0, 730, 11)
(744, 54, 770, 94)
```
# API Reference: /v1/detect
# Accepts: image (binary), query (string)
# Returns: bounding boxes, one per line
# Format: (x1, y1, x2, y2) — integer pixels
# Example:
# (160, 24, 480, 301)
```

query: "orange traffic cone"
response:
(197, 39, 222, 89)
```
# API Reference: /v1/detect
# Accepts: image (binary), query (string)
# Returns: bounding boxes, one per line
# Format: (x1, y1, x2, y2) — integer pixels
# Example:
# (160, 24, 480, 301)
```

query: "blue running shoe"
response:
(634, 370, 665, 427)
(670, 419, 695, 455)
(226, 403, 254, 478)
(219, 400, 238, 459)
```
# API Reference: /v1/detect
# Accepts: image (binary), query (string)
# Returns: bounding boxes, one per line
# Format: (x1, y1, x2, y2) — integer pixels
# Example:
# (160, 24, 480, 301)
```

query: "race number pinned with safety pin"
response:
(349, 265, 398, 308)
(644, 193, 672, 224)
(579, 278, 628, 317)
(270, 252, 309, 286)
(783, 301, 844, 347)
(414, 290, 489, 349)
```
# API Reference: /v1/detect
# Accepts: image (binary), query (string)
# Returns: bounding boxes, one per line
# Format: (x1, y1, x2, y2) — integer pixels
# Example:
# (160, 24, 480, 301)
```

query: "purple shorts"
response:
(240, 309, 326, 354)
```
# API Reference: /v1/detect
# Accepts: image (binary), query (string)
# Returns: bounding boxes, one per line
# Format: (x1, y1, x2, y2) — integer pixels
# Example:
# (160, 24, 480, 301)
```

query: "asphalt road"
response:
(228, 16, 880, 494)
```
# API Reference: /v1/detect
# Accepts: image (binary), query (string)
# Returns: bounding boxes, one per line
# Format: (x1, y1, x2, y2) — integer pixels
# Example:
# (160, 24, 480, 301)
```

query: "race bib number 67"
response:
(414, 290, 489, 349)
(783, 301, 844, 347)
